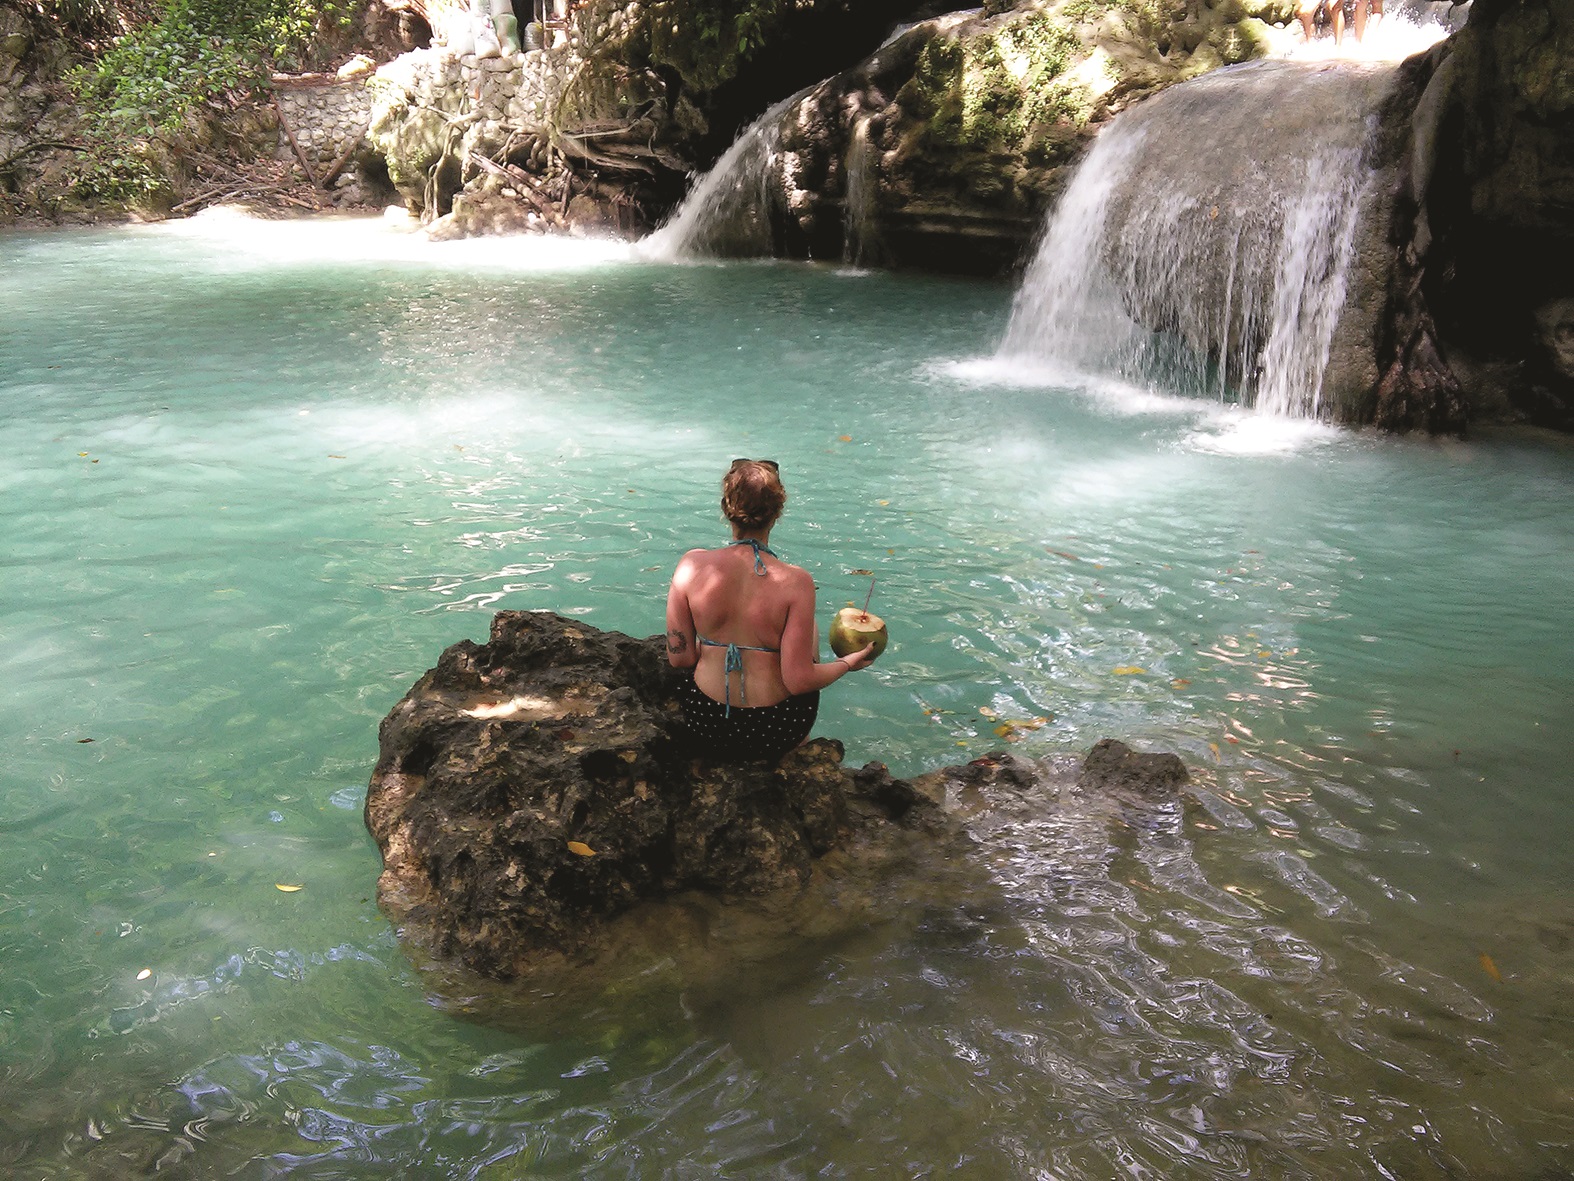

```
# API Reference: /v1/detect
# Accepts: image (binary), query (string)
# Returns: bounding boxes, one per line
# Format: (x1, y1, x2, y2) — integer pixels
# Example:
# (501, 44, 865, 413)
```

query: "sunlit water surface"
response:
(2, 215, 1571, 1178)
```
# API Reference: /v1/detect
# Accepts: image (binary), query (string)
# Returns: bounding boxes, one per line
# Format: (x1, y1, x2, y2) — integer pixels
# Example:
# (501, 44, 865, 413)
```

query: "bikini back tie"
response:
(728, 538, 776, 575)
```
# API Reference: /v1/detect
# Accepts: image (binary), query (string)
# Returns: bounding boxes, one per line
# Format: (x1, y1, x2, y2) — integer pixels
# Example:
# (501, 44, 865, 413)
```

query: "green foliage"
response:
(625, 0, 791, 91)
(901, 12, 1088, 156)
(65, 0, 358, 201)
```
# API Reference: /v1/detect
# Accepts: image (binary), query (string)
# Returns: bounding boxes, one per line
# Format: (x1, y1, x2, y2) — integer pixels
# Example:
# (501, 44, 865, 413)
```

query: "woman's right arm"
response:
(779, 568, 876, 695)
(665, 555, 699, 669)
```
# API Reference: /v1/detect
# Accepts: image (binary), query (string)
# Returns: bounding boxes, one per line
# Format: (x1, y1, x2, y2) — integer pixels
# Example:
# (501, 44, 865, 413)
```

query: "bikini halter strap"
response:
(728, 538, 776, 575)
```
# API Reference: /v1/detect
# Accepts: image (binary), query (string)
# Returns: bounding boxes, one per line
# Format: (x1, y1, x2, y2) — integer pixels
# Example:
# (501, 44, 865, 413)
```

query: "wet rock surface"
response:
(366, 611, 1188, 979)
(1391, 0, 1574, 432)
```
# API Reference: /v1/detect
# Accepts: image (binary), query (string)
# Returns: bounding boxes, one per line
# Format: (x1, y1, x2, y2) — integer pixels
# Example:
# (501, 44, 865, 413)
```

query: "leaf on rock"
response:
(1208, 742, 1221, 761)
(555, 728, 576, 741)
(618, 751, 637, 763)
(566, 840, 596, 857)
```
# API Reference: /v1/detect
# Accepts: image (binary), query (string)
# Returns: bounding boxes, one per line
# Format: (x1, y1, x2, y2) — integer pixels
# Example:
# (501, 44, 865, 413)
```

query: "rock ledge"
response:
(366, 611, 1188, 978)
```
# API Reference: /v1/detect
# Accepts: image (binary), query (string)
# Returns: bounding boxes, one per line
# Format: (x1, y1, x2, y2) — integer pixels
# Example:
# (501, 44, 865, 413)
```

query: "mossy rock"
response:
(1240, 0, 1296, 23)
(896, 7, 1095, 158)
(368, 101, 450, 190)
(1208, 18, 1271, 65)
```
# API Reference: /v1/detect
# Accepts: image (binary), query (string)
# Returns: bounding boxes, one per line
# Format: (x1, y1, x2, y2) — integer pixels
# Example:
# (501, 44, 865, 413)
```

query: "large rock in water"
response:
(366, 611, 1189, 979)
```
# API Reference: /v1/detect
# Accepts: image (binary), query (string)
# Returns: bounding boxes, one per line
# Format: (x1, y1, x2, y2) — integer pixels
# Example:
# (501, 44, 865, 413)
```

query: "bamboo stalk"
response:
(272, 92, 319, 187)
(319, 133, 364, 190)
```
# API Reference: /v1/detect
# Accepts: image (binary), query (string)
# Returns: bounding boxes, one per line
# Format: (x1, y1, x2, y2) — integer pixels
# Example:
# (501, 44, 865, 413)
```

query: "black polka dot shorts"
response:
(676, 677, 821, 763)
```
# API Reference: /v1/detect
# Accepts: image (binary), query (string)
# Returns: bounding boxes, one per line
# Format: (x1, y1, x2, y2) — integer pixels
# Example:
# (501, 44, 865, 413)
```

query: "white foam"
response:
(1185, 408, 1343, 454)
(141, 210, 632, 272)
(1280, 8, 1453, 63)
(936, 356, 1209, 417)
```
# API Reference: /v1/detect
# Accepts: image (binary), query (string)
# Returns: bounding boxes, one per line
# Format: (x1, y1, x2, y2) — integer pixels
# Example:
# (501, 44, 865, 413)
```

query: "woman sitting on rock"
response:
(665, 459, 876, 761)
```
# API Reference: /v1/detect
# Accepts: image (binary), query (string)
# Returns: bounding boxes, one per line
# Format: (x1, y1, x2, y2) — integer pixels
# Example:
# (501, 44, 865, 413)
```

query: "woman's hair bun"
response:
(722, 461, 786, 530)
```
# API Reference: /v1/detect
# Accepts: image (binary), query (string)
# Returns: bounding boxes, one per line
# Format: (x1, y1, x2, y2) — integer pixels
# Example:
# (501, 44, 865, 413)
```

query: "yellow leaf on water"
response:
(1258, 650, 1272, 659)
(136, 968, 152, 981)
(848, 569, 874, 577)
(1479, 953, 1503, 982)
(275, 883, 304, 893)
(567, 841, 596, 857)
(1171, 678, 1191, 688)
(877, 500, 890, 506)
(978, 706, 998, 719)
(838, 435, 852, 442)
(1113, 666, 1147, 676)
(78, 452, 89, 457)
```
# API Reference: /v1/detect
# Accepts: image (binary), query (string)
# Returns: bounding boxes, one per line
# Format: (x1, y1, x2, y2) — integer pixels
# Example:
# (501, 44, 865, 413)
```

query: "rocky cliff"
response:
(366, 0, 1295, 257)
(1403, 0, 1574, 430)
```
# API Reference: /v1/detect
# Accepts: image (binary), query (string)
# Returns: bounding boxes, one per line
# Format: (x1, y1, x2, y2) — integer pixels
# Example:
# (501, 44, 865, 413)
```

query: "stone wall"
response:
(273, 76, 375, 170)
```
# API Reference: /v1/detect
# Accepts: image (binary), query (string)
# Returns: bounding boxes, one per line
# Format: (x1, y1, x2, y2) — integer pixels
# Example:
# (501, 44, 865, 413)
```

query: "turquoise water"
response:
(2, 213, 1572, 1177)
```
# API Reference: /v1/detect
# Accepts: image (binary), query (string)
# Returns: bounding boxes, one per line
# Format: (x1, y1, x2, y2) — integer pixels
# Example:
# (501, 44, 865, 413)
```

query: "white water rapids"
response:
(998, 60, 1402, 416)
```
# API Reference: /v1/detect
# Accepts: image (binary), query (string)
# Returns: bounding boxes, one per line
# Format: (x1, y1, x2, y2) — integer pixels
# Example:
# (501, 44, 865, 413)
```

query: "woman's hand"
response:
(838, 643, 879, 672)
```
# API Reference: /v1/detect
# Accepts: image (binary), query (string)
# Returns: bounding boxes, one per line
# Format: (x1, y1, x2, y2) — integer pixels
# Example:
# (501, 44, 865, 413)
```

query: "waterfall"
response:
(641, 92, 807, 262)
(843, 115, 880, 267)
(999, 60, 1400, 416)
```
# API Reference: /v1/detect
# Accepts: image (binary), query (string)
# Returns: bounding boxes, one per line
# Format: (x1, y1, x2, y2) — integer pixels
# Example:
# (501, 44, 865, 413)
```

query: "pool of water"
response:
(2, 213, 1571, 1178)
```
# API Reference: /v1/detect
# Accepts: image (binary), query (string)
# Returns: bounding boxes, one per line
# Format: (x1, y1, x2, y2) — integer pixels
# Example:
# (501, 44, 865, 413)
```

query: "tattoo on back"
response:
(667, 630, 688, 654)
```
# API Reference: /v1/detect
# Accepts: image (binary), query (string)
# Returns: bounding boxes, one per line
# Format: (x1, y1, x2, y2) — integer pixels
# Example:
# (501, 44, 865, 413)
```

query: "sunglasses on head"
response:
(731, 458, 779, 472)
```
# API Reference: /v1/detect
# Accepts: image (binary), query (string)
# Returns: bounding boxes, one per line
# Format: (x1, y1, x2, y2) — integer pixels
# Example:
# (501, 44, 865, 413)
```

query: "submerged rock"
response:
(366, 611, 1188, 979)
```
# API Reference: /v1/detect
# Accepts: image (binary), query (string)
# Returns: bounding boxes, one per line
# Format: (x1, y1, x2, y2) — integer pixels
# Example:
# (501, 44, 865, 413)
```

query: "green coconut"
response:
(829, 608, 889, 661)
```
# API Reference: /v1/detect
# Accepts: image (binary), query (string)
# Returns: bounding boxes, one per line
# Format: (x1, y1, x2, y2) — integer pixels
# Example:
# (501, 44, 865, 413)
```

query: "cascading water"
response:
(640, 92, 807, 262)
(998, 60, 1400, 416)
(843, 115, 880, 266)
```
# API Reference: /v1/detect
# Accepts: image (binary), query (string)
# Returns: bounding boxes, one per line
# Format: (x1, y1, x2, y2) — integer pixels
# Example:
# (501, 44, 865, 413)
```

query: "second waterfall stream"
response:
(996, 59, 1403, 417)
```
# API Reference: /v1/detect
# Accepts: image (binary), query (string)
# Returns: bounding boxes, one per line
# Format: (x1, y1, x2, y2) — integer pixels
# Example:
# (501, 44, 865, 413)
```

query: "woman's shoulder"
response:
(771, 560, 816, 592)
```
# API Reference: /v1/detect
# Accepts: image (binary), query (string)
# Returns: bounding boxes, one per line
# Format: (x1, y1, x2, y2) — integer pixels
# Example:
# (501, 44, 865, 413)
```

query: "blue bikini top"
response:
(696, 539, 779, 715)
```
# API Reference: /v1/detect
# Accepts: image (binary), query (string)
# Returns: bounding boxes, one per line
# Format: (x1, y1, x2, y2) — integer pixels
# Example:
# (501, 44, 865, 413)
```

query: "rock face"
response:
(366, 611, 1188, 979)
(360, 0, 1292, 253)
(1401, 0, 1574, 431)
(366, 611, 950, 977)
(644, 0, 1289, 271)
(0, 6, 84, 221)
